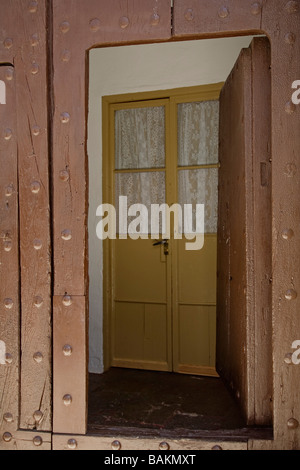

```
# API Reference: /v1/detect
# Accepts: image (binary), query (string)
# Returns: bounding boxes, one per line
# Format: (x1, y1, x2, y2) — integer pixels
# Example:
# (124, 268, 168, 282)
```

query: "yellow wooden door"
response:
(107, 99, 173, 372)
(103, 85, 221, 376)
(172, 95, 219, 377)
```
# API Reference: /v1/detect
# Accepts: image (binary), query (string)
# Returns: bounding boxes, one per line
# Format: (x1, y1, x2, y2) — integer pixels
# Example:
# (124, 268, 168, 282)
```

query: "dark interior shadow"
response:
(88, 368, 273, 440)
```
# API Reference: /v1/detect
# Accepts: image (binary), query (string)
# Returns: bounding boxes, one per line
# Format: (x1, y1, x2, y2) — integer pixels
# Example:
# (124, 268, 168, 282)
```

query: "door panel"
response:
(216, 38, 272, 425)
(115, 239, 167, 303)
(113, 237, 170, 370)
(113, 302, 168, 370)
(178, 304, 217, 376)
(177, 235, 217, 305)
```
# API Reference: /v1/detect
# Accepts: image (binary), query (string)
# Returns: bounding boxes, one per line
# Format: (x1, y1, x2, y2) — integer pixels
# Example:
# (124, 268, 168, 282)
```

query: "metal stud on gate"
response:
(67, 438, 77, 450)
(184, 8, 194, 21)
(284, 352, 293, 364)
(33, 352, 43, 363)
(5, 184, 13, 195)
(287, 418, 299, 429)
(31, 33, 39, 47)
(34, 296, 44, 308)
(2, 432, 12, 443)
(31, 181, 41, 194)
(284, 32, 296, 44)
(33, 239, 43, 250)
(61, 229, 72, 241)
(119, 16, 129, 29)
(5, 67, 14, 81)
(3, 240, 12, 252)
(32, 125, 41, 136)
(33, 436, 43, 447)
(150, 13, 160, 26)
(89, 18, 101, 32)
(33, 410, 43, 423)
(3, 128, 12, 141)
(159, 441, 170, 451)
(3, 413, 13, 423)
(5, 353, 13, 364)
(285, 100, 297, 115)
(218, 6, 229, 18)
(251, 3, 262, 15)
(62, 295, 72, 307)
(4, 298, 13, 309)
(285, 289, 297, 301)
(59, 170, 70, 182)
(63, 394, 72, 406)
(28, 1, 38, 14)
(60, 112, 70, 124)
(60, 21, 70, 33)
(285, 1, 299, 13)
(111, 440, 121, 450)
(3, 38, 13, 49)
(282, 228, 294, 240)
(61, 50, 71, 62)
(31, 62, 39, 75)
(63, 344, 73, 356)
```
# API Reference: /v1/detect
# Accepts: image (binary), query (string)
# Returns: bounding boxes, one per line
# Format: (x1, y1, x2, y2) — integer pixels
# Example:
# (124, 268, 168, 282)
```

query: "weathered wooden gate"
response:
(0, 1, 52, 450)
(0, 0, 299, 450)
(217, 37, 272, 426)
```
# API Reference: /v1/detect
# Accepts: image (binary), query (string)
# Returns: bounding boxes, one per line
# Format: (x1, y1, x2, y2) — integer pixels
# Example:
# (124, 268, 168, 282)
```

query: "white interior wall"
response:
(88, 36, 254, 374)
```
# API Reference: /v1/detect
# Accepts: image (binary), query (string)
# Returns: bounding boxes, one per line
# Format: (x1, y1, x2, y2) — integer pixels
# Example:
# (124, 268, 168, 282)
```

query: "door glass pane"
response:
(115, 171, 165, 234)
(115, 106, 165, 170)
(178, 168, 218, 233)
(178, 100, 219, 166)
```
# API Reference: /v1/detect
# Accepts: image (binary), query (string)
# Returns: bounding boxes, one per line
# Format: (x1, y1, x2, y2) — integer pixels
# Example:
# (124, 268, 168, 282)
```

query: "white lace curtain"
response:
(177, 100, 219, 233)
(115, 172, 165, 234)
(115, 106, 165, 169)
(178, 168, 218, 233)
(114, 101, 219, 234)
(177, 101, 219, 166)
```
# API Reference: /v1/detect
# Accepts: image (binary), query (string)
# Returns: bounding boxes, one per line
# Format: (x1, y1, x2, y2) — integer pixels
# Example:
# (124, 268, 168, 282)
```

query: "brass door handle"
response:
(153, 239, 169, 255)
(152, 239, 168, 246)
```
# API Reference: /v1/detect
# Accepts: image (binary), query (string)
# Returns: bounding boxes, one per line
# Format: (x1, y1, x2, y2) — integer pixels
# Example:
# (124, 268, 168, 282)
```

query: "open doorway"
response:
(102, 83, 221, 377)
(87, 36, 272, 438)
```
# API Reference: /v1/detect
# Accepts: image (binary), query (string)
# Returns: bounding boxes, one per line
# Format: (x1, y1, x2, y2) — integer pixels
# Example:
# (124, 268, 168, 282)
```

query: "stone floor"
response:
(88, 368, 273, 440)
